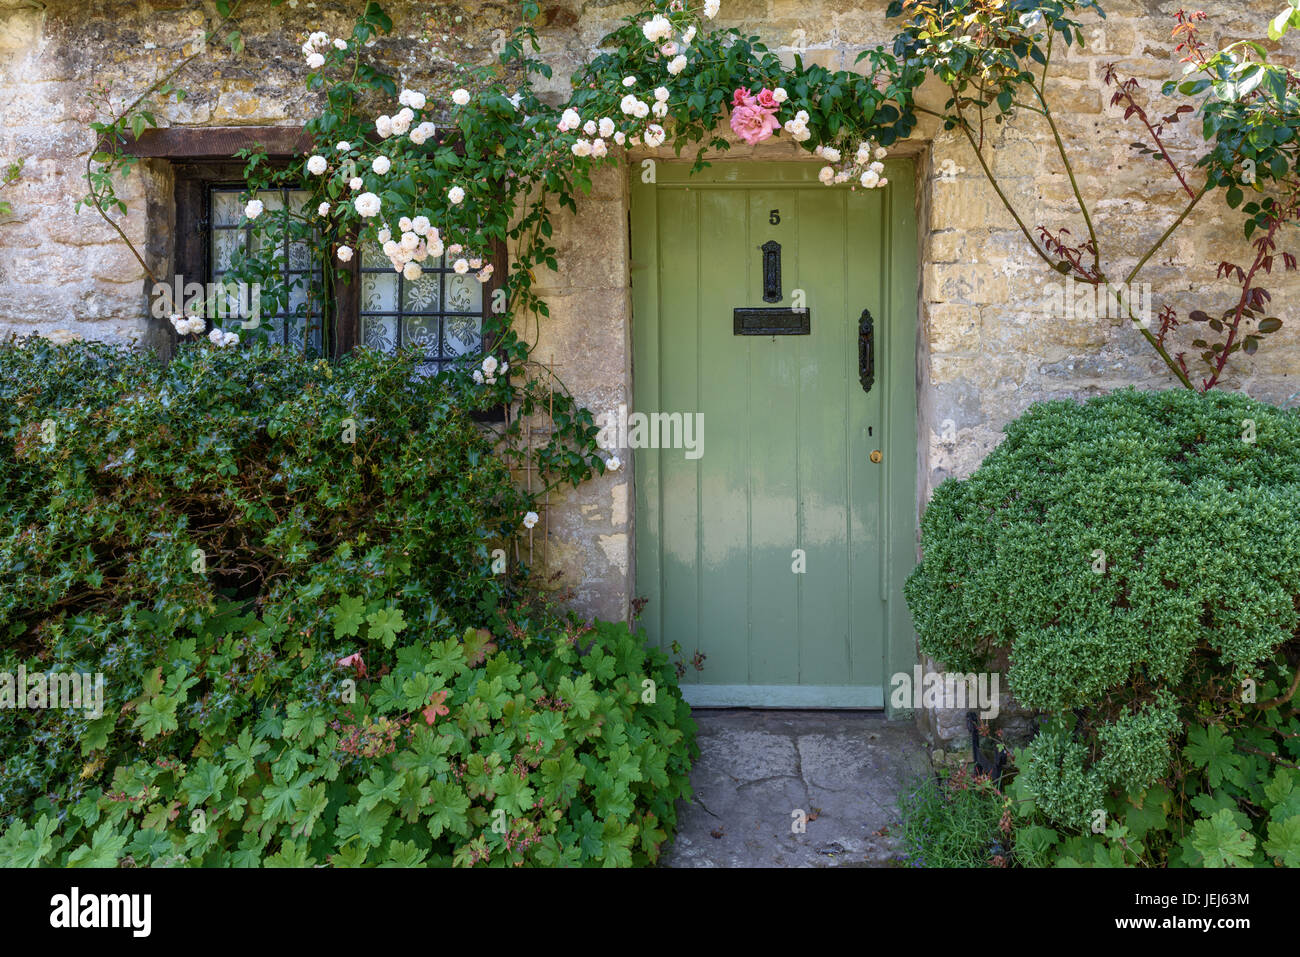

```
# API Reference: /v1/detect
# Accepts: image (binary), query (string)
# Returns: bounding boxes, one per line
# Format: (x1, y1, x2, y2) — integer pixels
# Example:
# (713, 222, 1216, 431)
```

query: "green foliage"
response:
(0, 337, 697, 866)
(896, 766, 1012, 867)
(907, 387, 1300, 865)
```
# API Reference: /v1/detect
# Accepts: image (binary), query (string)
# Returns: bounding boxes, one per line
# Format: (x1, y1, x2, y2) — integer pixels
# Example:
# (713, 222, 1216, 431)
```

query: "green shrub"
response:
(896, 766, 1011, 868)
(0, 337, 697, 865)
(905, 388, 1300, 838)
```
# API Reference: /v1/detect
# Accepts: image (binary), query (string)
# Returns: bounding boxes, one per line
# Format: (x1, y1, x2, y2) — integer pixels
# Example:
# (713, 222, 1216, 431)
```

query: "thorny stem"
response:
(954, 106, 1061, 275)
(1205, 217, 1281, 390)
(1028, 76, 1099, 272)
(84, 1, 247, 286)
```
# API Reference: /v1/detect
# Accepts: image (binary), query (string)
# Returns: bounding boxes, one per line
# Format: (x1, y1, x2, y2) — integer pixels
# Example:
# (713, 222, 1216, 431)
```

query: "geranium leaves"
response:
(1184, 725, 1243, 789)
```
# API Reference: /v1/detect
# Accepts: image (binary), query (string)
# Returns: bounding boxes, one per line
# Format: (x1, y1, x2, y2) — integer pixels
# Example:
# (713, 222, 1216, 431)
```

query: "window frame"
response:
(132, 126, 509, 377)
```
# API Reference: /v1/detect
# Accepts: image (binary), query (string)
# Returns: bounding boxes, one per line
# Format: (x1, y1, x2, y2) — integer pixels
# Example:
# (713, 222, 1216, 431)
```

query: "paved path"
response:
(662, 709, 931, 867)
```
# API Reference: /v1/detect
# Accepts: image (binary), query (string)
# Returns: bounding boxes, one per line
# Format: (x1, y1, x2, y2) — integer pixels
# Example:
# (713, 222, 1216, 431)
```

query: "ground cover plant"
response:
(0, 336, 697, 866)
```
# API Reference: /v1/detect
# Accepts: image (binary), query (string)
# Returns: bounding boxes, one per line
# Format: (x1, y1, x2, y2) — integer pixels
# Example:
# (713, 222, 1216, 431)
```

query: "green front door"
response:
(630, 161, 918, 710)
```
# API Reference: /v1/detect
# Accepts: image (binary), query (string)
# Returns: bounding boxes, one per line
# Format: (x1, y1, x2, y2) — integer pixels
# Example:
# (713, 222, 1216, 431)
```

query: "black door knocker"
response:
(760, 240, 781, 303)
(858, 308, 875, 394)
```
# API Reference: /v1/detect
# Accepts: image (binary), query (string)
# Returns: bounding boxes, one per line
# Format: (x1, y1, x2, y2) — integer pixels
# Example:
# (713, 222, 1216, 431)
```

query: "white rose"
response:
(377, 226, 392, 243)
(821, 147, 841, 162)
(408, 90, 427, 110)
(859, 170, 880, 188)
(355, 191, 382, 217)
(607, 455, 622, 471)
(773, 87, 787, 103)
(452, 88, 470, 106)
(645, 14, 673, 41)
(318, 201, 331, 216)
(869, 161, 884, 174)
(376, 115, 392, 138)
(412, 215, 431, 235)
(523, 510, 539, 529)
(336, 141, 351, 152)
(652, 101, 668, 118)
(667, 55, 688, 76)
(614, 131, 626, 145)
(818, 166, 835, 184)
(371, 155, 392, 175)
(448, 185, 465, 205)
(333, 38, 347, 50)
(222, 331, 239, 347)
(390, 111, 411, 135)
(654, 86, 670, 102)
(633, 99, 650, 118)
(208, 327, 225, 345)
(410, 121, 436, 145)
(875, 146, 888, 159)
(453, 258, 470, 274)
(349, 176, 363, 190)
(620, 93, 638, 115)
(644, 124, 666, 148)
(472, 369, 484, 384)
(683, 25, 697, 45)
(403, 261, 423, 280)
(591, 138, 608, 157)
(598, 117, 616, 137)
(306, 52, 325, 69)
(623, 75, 637, 88)
(583, 119, 597, 136)
(704, 0, 720, 18)
(244, 199, 264, 219)
(186, 316, 205, 335)
(482, 355, 499, 375)
(336, 244, 353, 262)
(307, 155, 327, 175)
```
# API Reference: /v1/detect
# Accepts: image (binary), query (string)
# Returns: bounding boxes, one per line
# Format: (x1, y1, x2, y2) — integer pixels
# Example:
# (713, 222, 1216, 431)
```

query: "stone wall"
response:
(1, 0, 1298, 740)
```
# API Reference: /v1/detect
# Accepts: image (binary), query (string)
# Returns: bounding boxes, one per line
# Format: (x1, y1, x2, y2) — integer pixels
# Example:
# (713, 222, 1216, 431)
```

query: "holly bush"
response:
(905, 388, 1300, 862)
(0, 337, 696, 866)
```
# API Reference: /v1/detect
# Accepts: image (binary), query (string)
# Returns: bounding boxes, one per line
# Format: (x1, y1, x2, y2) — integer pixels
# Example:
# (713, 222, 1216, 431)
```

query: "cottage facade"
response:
(1, 0, 1296, 743)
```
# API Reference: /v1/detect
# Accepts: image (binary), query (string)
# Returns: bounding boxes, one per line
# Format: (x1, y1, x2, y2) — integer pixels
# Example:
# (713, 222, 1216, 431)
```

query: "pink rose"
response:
(756, 88, 779, 110)
(732, 87, 757, 108)
(336, 652, 367, 678)
(729, 103, 780, 145)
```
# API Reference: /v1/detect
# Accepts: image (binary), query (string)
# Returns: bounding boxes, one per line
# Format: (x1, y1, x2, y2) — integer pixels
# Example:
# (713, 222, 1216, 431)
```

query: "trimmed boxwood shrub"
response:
(905, 388, 1300, 835)
(0, 337, 696, 866)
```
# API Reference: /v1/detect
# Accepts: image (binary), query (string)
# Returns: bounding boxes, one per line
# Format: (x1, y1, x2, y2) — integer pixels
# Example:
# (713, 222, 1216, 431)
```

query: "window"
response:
(357, 240, 484, 377)
(208, 185, 325, 353)
(130, 128, 504, 371)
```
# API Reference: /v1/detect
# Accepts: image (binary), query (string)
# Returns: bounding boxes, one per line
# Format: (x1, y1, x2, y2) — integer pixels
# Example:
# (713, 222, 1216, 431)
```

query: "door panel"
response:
(631, 162, 916, 709)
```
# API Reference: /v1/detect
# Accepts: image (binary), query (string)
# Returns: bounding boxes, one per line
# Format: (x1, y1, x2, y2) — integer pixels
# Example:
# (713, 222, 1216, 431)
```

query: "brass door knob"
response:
(870, 450, 883, 464)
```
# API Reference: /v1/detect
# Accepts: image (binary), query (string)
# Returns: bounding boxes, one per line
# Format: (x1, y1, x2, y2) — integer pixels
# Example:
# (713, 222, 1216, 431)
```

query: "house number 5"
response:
(769, 209, 780, 225)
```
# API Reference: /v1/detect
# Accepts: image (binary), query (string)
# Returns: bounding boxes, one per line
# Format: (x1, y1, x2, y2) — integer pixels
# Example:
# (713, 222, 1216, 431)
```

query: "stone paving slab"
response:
(662, 709, 931, 868)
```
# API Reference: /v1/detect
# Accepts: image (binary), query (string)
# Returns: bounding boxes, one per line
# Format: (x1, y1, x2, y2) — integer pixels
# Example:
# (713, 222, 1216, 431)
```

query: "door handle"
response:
(858, 309, 875, 394)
